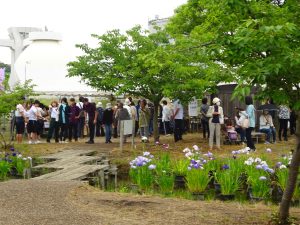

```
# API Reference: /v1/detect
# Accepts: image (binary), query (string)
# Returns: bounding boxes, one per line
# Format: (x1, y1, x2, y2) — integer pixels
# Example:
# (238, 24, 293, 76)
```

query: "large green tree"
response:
(68, 26, 215, 141)
(169, 0, 300, 223)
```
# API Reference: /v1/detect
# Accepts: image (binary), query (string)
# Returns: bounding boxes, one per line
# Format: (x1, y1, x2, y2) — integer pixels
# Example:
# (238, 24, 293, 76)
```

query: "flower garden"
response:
(0, 147, 32, 180)
(127, 142, 300, 205)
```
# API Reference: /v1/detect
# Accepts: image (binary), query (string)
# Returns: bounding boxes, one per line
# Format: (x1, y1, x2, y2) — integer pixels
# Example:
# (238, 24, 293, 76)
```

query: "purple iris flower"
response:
(256, 165, 263, 170)
(222, 164, 229, 170)
(10, 147, 14, 151)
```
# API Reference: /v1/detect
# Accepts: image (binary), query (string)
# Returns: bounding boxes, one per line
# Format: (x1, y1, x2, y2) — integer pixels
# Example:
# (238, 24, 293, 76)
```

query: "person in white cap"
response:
(206, 97, 224, 150)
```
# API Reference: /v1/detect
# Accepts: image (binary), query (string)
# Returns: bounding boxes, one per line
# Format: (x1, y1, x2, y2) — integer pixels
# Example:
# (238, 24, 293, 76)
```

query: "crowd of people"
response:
(13, 95, 297, 149)
(13, 96, 185, 144)
(200, 96, 297, 151)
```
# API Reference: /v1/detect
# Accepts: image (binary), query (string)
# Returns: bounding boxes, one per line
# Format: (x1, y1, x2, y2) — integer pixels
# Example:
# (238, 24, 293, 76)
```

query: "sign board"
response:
(123, 120, 133, 135)
(188, 98, 198, 117)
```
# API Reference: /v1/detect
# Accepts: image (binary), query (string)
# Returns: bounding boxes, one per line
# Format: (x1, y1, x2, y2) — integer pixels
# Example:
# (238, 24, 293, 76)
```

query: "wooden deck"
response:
(32, 150, 111, 187)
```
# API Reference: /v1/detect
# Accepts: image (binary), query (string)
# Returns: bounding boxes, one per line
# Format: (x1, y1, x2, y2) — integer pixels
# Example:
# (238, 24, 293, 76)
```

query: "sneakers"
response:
(264, 141, 270, 144)
(85, 140, 94, 144)
(36, 140, 41, 144)
(28, 140, 33, 144)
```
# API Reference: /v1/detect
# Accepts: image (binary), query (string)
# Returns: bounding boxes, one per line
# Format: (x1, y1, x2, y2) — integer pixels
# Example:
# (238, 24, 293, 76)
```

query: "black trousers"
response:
(68, 122, 78, 141)
(245, 127, 255, 150)
(201, 119, 210, 139)
(174, 119, 183, 142)
(88, 120, 95, 142)
(279, 119, 289, 141)
(47, 118, 59, 142)
(59, 123, 68, 141)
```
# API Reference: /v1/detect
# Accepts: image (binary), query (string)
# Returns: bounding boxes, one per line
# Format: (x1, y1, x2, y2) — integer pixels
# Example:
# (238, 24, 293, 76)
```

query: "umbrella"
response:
(257, 104, 278, 111)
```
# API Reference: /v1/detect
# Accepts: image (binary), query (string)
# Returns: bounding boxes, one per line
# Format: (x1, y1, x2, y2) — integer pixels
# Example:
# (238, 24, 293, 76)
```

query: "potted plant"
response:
(215, 166, 241, 200)
(186, 167, 211, 200)
(172, 159, 189, 189)
(0, 160, 11, 180)
(155, 153, 174, 194)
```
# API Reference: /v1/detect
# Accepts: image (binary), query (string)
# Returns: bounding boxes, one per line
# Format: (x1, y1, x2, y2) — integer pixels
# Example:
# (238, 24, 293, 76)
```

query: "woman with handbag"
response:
(234, 107, 247, 143)
(206, 97, 224, 150)
(245, 96, 256, 151)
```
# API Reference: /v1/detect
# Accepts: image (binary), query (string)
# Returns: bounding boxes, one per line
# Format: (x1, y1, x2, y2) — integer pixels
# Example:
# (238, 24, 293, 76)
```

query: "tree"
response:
(0, 79, 36, 148)
(169, 0, 300, 223)
(68, 26, 213, 141)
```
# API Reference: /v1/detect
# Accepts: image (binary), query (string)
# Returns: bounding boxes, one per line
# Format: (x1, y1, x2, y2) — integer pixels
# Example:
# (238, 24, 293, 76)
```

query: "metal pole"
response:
(131, 119, 135, 149)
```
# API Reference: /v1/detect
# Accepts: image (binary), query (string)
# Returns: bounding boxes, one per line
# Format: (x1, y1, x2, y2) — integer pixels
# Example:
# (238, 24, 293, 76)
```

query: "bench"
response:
(251, 131, 266, 143)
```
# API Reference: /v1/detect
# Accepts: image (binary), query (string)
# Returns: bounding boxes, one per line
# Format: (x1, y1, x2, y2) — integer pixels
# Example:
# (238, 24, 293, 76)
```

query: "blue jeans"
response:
(260, 128, 276, 142)
(104, 124, 112, 143)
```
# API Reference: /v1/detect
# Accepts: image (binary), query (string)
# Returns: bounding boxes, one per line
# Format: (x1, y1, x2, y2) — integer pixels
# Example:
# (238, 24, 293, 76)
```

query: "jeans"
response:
(201, 119, 209, 139)
(96, 121, 105, 137)
(246, 127, 255, 150)
(149, 119, 153, 135)
(68, 122, 78, 141)
(88, 120, 95, 142)
(279, 119, 288, 141)
(209, 122, 220, 148)
(104, 124, 112, 142)
(47, 118, 59, 142)
(140, 126, 149, 138)
(235, 127, 245, 142)
(174, 119, 183, 142)
(77, 117, 85, 138)
(260, 127, 276, 143)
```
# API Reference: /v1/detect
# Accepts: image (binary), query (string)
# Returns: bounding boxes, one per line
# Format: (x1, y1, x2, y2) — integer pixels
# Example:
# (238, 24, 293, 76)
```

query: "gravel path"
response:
(0, 180, 102, 225)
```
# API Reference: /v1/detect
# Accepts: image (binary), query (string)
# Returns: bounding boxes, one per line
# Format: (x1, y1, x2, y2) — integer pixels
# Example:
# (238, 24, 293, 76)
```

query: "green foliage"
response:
(11, 157, 30, 176)
(277, 168, 289, 192)
(154, 153, 174, 193)
(172, 159, 189, 176)
(0, 160, 11, 180)
(169, 0, 300, 109)
(215, 169, 241, 195)
(186, 167, 211, 193)
(247, 169, 270, 198)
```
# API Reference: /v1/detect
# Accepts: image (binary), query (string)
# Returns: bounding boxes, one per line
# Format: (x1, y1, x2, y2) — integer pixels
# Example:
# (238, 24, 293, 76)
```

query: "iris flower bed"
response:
(128, 144, 299, 205)
(0, 147, 32, 180)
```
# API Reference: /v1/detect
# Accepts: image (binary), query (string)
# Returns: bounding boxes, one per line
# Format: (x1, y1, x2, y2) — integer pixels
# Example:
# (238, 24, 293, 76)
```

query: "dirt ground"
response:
(8, 133, 299, 225)
(69, 185, 300, 225)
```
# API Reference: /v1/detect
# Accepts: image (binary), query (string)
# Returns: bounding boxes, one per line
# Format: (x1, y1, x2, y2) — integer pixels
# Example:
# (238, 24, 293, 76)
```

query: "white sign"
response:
(123, 120, 133, 135)
(188, 98, 198, 117)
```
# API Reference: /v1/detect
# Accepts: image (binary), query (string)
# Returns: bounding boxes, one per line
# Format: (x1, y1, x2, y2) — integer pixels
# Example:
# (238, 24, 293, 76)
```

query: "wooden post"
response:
(120, 120, 124, 152)
(131, 119, 135, 149)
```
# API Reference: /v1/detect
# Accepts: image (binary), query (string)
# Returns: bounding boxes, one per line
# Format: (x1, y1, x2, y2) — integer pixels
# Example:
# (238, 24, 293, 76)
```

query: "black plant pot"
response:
(271, 185, 283, 204)
(192, 192, 205, 201)
(247, 186, 266, 203)
(214, 182, 221, 195)
(218, 194, 235, 201)
(174, 175, 186, 189)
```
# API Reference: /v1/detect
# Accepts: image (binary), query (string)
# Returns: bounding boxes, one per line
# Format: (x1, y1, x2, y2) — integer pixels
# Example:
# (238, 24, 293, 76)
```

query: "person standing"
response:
(162, 100, 171, 135)
(138, 99, 151, 139)
(278, 104, 290, 141)
(103, 103, 114, 143)
(68, 98, 80, 142)
(26, 100, 40, 144)
(207, 97, 224, 150)
(245, 96, 256, 151)
(83, 98, 98, 144)
(76, 96, 85, 138)
(234, 107, 246, 143)
(58, 98, 70, 143)
(172, 99, 184, 142)
(115, 102, 131, 142)
(15, 101, 26, 144)
(36, 103, 47, 143)
(47, 101, 59, 143)
(200, 97, 210, 139)
(96, 102, 105, 137)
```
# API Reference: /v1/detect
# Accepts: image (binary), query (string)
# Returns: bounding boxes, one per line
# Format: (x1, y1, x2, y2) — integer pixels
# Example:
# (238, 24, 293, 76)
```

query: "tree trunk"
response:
(279, 111, 300, 224)
(153, 102, 160, 142)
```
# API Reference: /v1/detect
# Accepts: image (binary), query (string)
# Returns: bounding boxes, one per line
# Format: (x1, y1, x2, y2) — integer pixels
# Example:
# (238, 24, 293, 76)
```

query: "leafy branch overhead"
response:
(67, 26, 214, 103)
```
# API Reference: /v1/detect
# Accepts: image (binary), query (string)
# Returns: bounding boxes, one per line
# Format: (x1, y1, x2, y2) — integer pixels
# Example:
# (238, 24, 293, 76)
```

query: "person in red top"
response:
(83, 98, 98, 144)
(68, 98, 80, 142)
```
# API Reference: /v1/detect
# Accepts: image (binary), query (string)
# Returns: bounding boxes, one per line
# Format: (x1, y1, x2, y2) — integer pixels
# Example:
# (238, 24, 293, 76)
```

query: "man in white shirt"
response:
(162, 100, 171, 135)
(171, 99, 184, 142)
(26, 100, 40, 144)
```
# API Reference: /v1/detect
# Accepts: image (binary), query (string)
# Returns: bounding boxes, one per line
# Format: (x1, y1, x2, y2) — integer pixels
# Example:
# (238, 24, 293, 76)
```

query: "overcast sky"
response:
(0, 0, 187, 64)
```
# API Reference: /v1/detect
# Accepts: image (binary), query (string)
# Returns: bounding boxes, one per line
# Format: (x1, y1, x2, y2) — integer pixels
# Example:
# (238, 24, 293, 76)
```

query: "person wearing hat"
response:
(206, 97, 224, 150)
(96, 102, 105, 137)
(102, 103, 114, 143)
